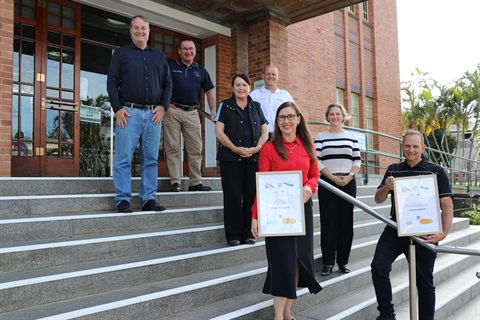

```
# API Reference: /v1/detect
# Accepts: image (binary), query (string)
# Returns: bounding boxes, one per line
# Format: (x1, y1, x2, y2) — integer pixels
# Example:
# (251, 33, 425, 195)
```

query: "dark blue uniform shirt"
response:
(168, 59, 214, 106)
(107, 42, 172, 113)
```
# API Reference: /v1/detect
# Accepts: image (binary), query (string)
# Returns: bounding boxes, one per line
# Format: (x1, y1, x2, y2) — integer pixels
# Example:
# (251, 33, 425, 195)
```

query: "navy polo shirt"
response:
(378, 158, 453, 221)
(107, 42, 172, 113)
(168, 59, 214, 106)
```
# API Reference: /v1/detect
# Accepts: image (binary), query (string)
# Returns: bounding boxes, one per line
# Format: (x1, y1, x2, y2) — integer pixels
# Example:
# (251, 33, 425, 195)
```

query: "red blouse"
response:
(251, 136, 319, 219)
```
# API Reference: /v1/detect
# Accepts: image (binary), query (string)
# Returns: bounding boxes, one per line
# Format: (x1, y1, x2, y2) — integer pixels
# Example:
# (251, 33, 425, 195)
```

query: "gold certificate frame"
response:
(393, 174, 443, 237)
(256, 170, 305, 237)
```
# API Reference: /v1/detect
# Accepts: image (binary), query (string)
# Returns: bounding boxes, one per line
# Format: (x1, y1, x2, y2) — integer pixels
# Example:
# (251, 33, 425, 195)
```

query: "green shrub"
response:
(461, 204, 480, 225)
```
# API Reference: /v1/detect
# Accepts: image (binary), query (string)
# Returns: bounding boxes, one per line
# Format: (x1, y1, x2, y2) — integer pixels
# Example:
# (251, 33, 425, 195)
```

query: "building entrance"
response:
(12, 1, 199, 177)
(12, 0, 81, 176)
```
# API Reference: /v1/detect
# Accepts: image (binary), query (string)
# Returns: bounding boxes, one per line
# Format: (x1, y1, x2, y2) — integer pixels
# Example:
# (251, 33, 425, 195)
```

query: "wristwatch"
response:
(349, 173, 355, 178)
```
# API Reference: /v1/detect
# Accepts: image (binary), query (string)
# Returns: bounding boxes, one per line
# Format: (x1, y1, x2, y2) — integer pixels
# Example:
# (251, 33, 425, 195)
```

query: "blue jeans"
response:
(113, 107, 161, 205)
(371, 226, 437, 320)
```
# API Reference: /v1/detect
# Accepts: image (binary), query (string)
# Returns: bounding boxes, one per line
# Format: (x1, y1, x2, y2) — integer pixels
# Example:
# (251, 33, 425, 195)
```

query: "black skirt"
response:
(262, 200, 323, 299)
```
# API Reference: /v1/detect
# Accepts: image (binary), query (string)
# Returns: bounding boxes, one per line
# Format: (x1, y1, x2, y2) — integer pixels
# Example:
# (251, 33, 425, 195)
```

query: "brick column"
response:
(248, 14, 290, 87)
(0, 0, 14, 176)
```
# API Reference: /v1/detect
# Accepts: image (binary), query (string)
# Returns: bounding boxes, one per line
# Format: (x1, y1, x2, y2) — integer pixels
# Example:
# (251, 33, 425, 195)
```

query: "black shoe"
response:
(338, 264, 351, 273)
(228, 240, 240, 246)
(321, 264, 333, 276)
(170, 183, 180, 192)
(142, 200, 166, 212)
(376, 315, 396, 320)
(244, 238, 256, 245)
(117, 200, 132, 213)
(188, 184, 212, 191)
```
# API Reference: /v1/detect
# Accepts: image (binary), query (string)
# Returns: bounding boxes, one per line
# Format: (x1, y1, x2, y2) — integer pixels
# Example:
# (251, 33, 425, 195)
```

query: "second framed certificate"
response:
(393, 174, 443, 237)
(256, 170, 305, 237)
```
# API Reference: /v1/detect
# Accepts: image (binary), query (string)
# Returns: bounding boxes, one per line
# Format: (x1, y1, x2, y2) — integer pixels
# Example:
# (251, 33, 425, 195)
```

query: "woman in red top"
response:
(251, 101, 322, 320)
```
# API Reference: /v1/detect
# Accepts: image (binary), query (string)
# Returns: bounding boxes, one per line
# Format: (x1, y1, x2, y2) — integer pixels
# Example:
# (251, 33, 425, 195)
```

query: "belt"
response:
(171, 101, 197, 111)
(332, 172, 350, 176)
(124, 102, 156, 110)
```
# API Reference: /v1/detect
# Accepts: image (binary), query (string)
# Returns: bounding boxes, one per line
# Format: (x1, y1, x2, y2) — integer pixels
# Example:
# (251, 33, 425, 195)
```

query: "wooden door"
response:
(12, 0, 81, 176)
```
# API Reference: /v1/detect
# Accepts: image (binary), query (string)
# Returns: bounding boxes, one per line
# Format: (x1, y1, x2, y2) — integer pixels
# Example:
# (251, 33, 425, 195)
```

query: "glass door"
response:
(12, 0, 81, 176)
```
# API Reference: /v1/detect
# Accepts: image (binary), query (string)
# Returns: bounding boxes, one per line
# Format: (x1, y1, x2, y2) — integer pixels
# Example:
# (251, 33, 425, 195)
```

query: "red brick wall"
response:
(286, 13, 337, 127)
(370, 0, 402, 170)
(0, 0, 13, 176)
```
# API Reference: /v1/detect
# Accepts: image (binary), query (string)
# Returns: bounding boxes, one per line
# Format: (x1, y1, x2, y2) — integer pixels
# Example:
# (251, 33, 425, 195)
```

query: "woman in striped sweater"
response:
(314, 103, 362, 276)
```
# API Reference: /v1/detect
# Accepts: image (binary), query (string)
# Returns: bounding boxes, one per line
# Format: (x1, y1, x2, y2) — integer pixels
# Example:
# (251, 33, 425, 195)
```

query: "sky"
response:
(396, 0, 480, 86)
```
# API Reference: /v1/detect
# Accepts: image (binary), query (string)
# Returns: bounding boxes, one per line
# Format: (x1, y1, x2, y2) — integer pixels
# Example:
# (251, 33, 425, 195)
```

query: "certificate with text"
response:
(393, 174, 443, 237)
(256, 171, 305, 237)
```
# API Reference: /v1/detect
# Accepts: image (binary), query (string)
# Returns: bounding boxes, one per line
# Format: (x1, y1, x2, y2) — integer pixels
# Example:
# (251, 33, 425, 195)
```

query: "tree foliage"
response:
(401, 64, 480, 166)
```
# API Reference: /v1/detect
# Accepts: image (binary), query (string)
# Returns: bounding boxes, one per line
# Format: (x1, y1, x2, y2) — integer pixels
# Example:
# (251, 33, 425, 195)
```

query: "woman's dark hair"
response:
(231, 73, 251, 87)
(272, 101, 316, 163)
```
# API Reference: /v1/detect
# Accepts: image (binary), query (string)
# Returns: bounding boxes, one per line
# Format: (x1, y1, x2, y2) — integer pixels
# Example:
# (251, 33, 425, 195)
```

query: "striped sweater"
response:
(314, 130, 362, 173)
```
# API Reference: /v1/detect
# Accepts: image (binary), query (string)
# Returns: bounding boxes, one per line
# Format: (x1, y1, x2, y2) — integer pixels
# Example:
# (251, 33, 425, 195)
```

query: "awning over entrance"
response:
(151, 0, 365, 25)
(73, 0, 363, 39)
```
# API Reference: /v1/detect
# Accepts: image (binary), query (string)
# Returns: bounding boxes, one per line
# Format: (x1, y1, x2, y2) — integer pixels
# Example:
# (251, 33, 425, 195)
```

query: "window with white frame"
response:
(336, 88, 345, 106)
(366, 97, 373, 149)
(350, 93, 360, 128)
(363, 1, 369, 21)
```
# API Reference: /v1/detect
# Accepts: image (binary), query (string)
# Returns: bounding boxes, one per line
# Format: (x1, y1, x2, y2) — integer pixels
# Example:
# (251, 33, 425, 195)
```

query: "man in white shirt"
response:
(249, 65, 294, 139)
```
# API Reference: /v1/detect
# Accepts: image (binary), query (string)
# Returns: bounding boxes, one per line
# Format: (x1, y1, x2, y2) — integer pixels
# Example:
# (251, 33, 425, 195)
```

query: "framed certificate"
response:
(393, 174, 443, 237)
(256, 170, 305, 237)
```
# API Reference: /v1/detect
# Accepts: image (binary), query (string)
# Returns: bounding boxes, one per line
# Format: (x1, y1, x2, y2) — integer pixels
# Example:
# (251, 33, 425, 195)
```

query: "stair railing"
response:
(308, 121, 480, 195)
(317, 179, 480, 320)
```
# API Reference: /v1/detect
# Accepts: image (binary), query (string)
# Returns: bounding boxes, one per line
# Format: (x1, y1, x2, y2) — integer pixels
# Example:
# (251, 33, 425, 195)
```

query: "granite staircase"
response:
(0, 177, 478, 320)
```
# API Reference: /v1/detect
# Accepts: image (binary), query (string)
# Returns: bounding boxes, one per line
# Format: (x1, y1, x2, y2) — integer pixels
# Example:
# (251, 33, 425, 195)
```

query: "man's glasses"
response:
(180, 47, 196, 51)
(277, 114, 298, 122)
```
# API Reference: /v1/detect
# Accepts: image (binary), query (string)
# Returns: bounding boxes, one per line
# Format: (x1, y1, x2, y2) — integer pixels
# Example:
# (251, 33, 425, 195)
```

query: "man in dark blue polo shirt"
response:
(107, 15, 172, 213)
(371, 129, 454, 320)
(164, 38, 216, 192)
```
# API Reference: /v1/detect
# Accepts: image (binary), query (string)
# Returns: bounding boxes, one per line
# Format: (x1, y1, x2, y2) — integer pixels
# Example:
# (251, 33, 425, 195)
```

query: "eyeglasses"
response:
(180, 47, 196, 51)
(277, 114, 298, 122)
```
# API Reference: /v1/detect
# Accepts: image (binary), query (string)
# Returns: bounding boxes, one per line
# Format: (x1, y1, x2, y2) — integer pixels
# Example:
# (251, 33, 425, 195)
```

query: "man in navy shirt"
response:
(164, 38, 216, 192)
(107, 15, 172, 213)
(371, 129, 453, 320)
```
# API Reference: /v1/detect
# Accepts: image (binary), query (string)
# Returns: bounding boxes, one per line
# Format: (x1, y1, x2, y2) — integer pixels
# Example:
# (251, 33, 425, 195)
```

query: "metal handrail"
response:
(308, 121, 480, 193)
(318, 178, 479, 320)
(318, 178, 480, 256)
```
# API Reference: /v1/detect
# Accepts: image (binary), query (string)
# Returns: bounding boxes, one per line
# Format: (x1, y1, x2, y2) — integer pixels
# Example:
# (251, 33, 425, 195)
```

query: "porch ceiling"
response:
(151, 0, 364, 26)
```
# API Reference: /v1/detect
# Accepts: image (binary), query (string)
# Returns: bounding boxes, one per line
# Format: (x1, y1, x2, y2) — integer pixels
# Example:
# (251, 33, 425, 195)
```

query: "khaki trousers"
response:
(163, 107, 203, 186)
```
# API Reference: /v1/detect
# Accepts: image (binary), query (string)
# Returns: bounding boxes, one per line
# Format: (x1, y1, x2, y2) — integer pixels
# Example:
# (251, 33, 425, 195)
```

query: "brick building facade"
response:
(0, 0, 401, 177)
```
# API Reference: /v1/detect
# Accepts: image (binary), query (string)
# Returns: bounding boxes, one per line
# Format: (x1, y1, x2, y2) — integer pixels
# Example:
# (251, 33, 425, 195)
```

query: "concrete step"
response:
(1, 221, 474, 318)
(1, 207, 432, 275)
(0, 177, 223, 196)
(0, 177, 477, 320)
(0, 206, 224, 243)
(0, 188, 382, 219)
(164, 238, 480, 320)
(0, 190, 224, 217)
(0, 176, 378, 197)
(296, 241, 480, 320)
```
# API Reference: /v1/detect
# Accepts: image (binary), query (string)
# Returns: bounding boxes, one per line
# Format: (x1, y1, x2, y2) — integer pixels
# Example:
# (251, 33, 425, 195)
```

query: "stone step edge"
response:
(36, 244, 478, 320)
(0, 191, 223, 201)
(0, 205, 223, 224)
(216, 247, 479, 320)
(2, 219, 475, 286)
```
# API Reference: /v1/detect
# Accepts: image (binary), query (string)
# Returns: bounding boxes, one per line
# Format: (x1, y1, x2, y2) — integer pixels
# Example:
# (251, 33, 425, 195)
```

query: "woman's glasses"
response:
(277, 114, 298, 122)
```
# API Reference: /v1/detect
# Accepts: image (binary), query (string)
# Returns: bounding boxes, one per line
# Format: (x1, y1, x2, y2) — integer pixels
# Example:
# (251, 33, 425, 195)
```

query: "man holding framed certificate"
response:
(370, 129, 453, 320)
